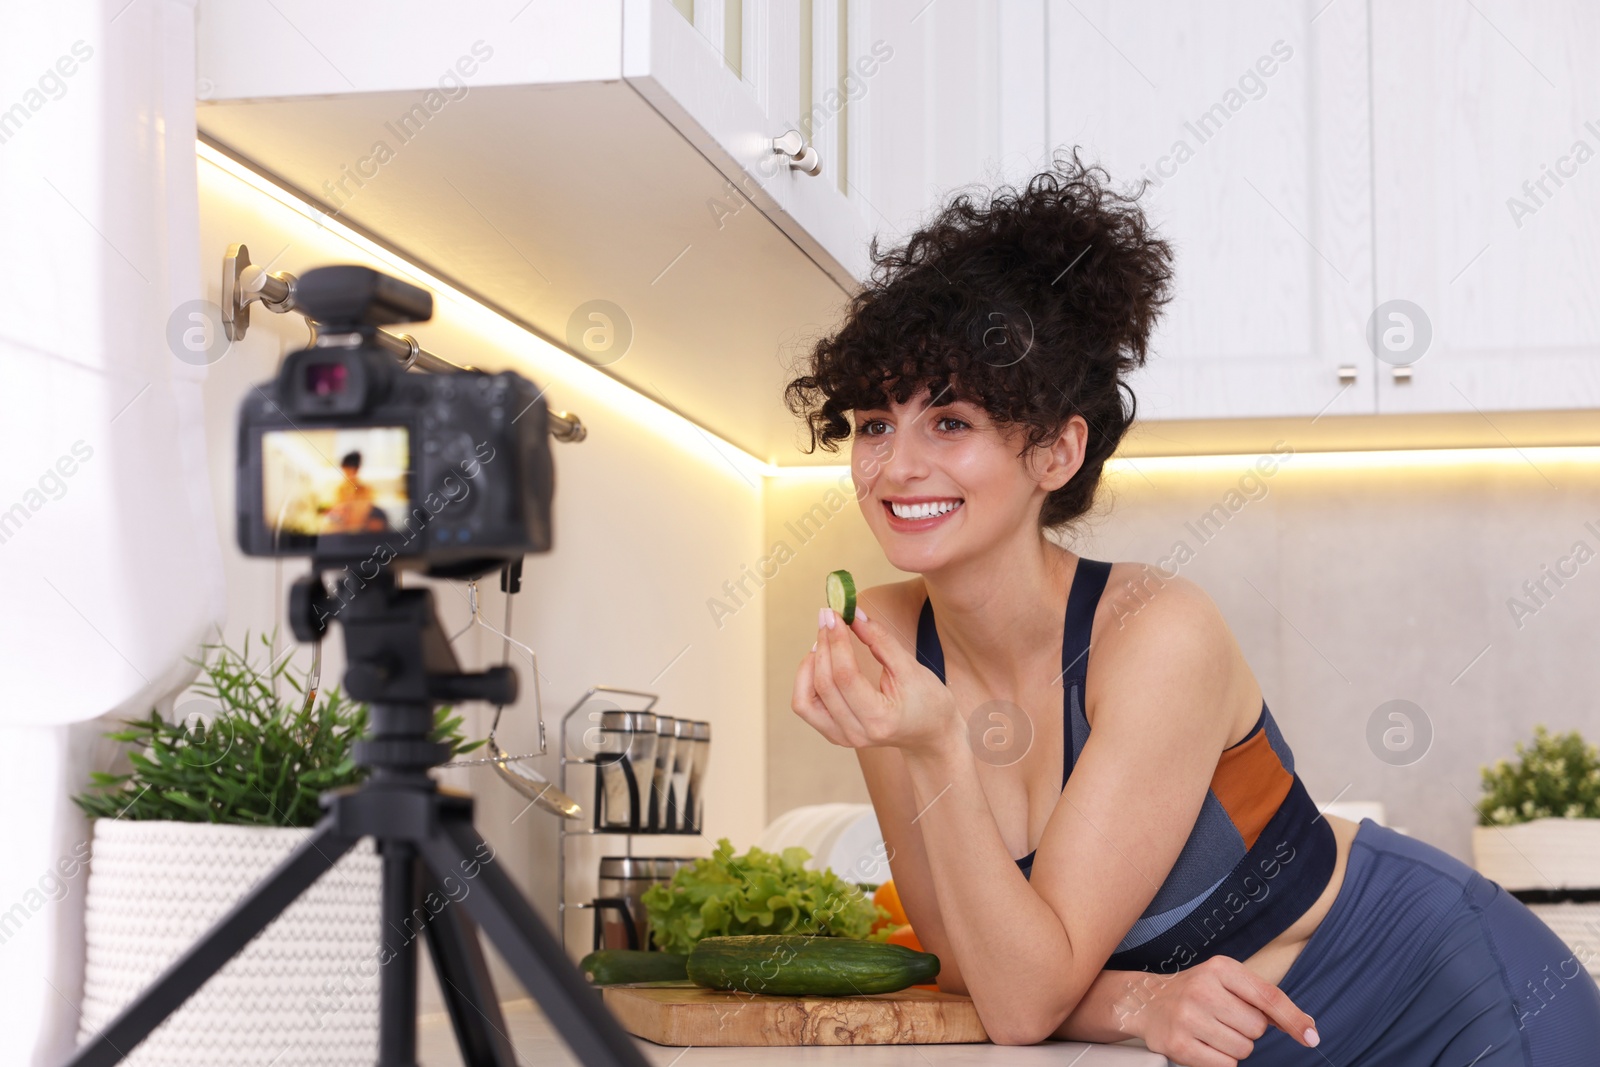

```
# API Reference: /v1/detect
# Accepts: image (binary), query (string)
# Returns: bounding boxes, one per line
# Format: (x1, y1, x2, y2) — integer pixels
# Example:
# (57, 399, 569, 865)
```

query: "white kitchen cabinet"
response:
(622, 0, 876, 288)
(1370, 0, 1600, 413)
(192, 1, 1596, 442)
(195, 0, 887, 466)
(851, 1, 1048, 243)
(1037, 0, 1376, 422)
(197, 0, 871, 289)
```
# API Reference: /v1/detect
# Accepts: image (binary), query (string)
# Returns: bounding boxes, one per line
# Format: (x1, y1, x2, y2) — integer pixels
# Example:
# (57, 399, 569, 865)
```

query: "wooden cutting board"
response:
(602, 983, 988, 1046)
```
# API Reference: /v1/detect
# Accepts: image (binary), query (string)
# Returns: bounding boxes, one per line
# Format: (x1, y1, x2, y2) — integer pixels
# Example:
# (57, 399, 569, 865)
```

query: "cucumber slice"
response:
(825, 569, 857, 624)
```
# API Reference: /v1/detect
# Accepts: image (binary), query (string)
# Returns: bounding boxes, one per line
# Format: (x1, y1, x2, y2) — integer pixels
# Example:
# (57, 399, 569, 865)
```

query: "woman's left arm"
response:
(800, 582, 1236, 1045)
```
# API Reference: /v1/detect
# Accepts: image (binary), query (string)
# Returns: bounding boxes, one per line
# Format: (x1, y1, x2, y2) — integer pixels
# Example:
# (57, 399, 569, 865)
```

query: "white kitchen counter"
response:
(417, 999, 1172, 1065)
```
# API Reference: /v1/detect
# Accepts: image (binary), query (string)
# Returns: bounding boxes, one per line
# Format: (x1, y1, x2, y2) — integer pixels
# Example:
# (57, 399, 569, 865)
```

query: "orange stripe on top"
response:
(1210, 730, 1294, 850)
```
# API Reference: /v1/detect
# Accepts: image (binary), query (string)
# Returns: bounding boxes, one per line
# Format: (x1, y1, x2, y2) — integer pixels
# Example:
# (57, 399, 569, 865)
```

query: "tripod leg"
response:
(418, 864, 516, 1066)
(379, 843, 420, 1067)
(64, 818, 360, 1067)
(417, 816, 652, 1067)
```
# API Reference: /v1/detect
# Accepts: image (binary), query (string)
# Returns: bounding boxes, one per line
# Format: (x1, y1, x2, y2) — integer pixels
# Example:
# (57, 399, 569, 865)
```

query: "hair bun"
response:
(784, 146, 1175, 534)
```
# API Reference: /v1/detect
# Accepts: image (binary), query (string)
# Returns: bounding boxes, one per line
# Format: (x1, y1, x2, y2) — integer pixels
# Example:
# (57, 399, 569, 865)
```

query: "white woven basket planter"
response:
(1472, 818, 1600, 890)
(1473, 818, 1600, 980)
(77, 819, 383, 1066)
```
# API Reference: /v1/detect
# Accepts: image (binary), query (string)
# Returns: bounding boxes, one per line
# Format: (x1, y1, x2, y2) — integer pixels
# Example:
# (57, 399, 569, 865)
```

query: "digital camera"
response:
(235, 265, 553, 579)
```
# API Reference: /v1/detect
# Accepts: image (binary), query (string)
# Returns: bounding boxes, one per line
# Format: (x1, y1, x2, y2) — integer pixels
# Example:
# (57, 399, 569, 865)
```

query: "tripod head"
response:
(289, 561, 516, 774)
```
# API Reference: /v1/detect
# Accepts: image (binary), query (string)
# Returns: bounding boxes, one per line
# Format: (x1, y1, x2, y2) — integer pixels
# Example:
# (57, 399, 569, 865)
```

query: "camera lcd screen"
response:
(261, 427, 410, 539)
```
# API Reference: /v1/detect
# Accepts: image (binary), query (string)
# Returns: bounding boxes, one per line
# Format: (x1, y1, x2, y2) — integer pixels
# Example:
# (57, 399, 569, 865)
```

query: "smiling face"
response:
(850, 381, 1086, 573)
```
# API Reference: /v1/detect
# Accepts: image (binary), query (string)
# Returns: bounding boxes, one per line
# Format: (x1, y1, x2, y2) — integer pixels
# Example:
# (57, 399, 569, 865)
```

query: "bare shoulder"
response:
(1093, 561, 1256, 742)
(1097, 562, 1229, 651)
(1093, 562, 1239, 692)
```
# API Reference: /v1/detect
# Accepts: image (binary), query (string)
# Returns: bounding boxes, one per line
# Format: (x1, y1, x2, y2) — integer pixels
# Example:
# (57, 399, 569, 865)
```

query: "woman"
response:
(786, 149, 1600, 1065)
(323, 450, 390, 533)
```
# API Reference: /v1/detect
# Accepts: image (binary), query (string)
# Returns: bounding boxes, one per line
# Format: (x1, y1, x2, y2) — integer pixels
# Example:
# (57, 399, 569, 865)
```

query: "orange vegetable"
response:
(874, 888, 939, 993)
(872, 880, 908, 932)
(885, 922, 922, 952)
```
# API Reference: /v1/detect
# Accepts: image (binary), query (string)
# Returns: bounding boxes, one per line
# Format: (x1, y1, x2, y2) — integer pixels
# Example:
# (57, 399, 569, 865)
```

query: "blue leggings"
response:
(1245, 817, 1600, 1064)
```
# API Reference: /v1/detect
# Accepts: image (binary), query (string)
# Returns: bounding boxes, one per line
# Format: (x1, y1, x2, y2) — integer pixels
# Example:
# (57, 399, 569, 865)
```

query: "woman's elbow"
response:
(980, 1003, 1071, 1046)
(985, 1017, 1059, 1047)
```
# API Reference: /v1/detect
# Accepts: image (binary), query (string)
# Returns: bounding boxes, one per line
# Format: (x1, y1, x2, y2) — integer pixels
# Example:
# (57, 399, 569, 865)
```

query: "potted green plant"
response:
(71, 633, 481, 1066)
(1473, 724, 1600, 978)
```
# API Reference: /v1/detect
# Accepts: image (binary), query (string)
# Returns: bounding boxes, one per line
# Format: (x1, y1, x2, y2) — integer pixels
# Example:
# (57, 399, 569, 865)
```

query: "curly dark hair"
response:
(783, 146, 1175, 533)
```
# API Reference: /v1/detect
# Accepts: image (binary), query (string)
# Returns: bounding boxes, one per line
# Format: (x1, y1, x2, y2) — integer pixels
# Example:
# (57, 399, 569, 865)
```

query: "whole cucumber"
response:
(686, 934, 939, 996)
(579, 949, 690, 985)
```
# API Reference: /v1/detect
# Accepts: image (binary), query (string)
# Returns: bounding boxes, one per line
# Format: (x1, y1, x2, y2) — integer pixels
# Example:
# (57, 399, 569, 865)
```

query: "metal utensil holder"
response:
(556, 685, 706, 952)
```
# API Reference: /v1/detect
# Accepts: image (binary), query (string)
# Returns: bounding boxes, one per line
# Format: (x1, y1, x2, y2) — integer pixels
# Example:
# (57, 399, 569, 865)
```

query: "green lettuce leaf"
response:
(641, 837, 891, 954)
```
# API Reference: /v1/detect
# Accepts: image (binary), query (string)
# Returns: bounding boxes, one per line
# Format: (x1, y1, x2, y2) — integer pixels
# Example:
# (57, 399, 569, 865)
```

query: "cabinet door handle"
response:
(771, 130, 823, 175)
(1391, 365, 1413, 383)
(1337, 363, 1358, 384)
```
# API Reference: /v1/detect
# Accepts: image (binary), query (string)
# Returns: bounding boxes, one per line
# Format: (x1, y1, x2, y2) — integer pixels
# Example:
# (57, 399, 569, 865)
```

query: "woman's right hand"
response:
(1122, 956, 1320, 1067)
(795, 605, 964, 758)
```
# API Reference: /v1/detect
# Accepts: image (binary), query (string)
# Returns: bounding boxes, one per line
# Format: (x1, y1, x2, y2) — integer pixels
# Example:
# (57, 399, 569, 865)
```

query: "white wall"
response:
(195, 151, 769, 993)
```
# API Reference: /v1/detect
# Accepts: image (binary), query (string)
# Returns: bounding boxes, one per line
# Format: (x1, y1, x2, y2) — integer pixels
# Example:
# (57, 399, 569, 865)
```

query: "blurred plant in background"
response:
(1477, 724, 1600, 827)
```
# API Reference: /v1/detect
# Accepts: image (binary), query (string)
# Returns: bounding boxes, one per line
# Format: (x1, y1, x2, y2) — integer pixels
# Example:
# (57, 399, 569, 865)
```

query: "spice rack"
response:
(555, 685, 705, 952)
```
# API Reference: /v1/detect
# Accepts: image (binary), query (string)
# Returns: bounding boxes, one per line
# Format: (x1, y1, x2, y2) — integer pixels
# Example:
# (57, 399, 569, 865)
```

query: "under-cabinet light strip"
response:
(772, 446, 1600, 480)
(197, 140, 773, 484)
(199, 144, 1598, 482)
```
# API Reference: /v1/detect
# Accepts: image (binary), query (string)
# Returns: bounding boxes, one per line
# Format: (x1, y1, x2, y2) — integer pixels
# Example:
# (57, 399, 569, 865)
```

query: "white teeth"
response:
(890, 499, 962, 520)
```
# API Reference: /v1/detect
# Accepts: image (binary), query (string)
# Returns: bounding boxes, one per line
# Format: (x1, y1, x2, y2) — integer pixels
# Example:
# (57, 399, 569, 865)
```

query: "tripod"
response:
(66, 565, 650, 1067)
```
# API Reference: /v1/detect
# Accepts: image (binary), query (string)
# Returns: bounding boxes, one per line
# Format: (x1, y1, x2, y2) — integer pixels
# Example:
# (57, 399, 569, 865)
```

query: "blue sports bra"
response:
(915, 556, 1338, 973)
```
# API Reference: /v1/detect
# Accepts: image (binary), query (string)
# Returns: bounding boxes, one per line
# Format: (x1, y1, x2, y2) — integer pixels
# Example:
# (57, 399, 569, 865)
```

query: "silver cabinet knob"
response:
(1337, 363, 1358, 384)
(771, 130, 822, 175)
(1391, 365, 1413, 383)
